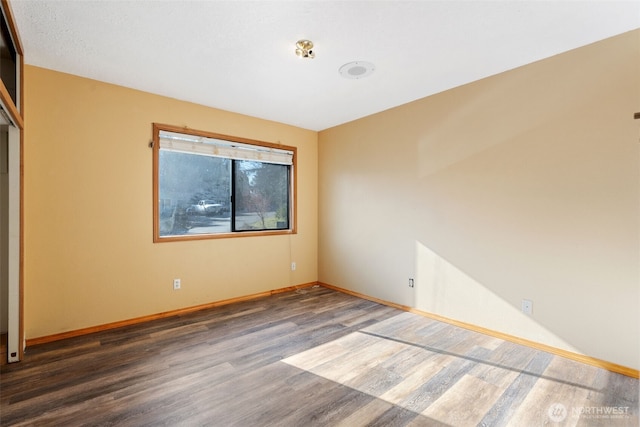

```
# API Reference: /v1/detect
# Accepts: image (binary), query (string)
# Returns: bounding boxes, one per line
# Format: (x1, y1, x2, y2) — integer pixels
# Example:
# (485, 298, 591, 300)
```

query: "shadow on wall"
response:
(413, 241, 580, 355)
(317, 30, 639, 370)
(415, 36, 629, 180)
(405, 35, 640, 368)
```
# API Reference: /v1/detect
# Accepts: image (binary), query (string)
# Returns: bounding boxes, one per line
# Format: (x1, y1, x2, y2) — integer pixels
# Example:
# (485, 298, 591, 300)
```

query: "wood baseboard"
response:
(25, 282, 318, 346)
(319, 282, 640, 379)
(25, 280, 638, 379)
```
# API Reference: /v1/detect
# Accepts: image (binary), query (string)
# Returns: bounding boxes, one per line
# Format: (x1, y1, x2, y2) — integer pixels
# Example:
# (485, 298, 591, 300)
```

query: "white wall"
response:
(319, 30, 640, 370)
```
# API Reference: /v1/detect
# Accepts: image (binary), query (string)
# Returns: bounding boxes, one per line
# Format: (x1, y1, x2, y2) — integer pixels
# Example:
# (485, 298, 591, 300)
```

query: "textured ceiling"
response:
(10, 1, 640, 131)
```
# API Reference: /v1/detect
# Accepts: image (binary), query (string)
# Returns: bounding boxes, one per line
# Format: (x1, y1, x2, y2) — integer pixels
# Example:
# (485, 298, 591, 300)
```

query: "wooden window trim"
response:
(152, 123, 297, 242)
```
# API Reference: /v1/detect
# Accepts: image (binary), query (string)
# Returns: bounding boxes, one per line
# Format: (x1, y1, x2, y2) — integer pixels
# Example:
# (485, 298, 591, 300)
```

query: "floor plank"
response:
(1, 286, 638, 426)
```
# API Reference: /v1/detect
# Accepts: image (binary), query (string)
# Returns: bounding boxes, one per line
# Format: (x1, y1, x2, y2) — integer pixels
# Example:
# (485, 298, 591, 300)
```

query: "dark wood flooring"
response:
(1, 286, 638, 426)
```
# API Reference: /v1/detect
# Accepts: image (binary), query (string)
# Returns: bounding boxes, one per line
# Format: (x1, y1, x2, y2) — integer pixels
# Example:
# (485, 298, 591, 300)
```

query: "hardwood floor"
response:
(1, 286, 638, 426)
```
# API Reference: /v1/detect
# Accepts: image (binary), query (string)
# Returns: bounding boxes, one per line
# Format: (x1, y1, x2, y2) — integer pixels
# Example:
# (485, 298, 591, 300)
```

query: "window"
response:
(153, 124, 296, 241)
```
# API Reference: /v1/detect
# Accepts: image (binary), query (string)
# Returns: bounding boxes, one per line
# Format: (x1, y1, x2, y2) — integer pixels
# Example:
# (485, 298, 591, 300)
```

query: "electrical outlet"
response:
(409, 278, 414, 288)
(291, 262, 296, 271)
(173, 279, 181, 290)
(521, 299, 532, 315)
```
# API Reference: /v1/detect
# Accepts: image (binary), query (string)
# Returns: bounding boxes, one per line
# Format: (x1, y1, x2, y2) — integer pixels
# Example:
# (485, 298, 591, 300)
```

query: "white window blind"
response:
(159, 130, 293, 165)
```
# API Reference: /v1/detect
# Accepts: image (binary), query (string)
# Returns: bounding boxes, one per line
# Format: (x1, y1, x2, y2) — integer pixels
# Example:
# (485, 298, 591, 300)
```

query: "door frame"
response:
(1, 0, 24, 363)
(4, 121, 20, 362)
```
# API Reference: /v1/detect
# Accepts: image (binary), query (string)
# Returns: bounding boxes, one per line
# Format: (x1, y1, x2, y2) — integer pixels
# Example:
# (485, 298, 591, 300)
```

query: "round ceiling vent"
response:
(339, 61, 375, 79)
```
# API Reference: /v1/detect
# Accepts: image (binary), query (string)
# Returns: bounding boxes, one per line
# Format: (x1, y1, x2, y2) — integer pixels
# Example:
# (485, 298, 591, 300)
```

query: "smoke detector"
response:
(339, 61, 375, 79)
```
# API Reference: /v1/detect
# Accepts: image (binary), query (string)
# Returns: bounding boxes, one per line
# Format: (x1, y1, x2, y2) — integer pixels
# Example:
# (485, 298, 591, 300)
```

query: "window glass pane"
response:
(159, 150, 231, 236)
(234, 161, 289, 231)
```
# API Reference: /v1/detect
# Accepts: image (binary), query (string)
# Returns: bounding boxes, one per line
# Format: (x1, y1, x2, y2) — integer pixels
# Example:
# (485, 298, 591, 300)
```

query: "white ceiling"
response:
(10, 1, 640, 131)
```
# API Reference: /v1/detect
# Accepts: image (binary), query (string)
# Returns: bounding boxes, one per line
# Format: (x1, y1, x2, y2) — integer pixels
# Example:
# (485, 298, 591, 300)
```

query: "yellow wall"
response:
(24, 66, 318, 339)
(319, 30, 640, 370)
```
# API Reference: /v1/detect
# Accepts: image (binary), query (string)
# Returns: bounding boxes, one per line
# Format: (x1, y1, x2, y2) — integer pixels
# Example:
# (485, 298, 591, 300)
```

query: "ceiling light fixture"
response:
(295, 40, 315, 59)
(339, 61, 375, 79)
